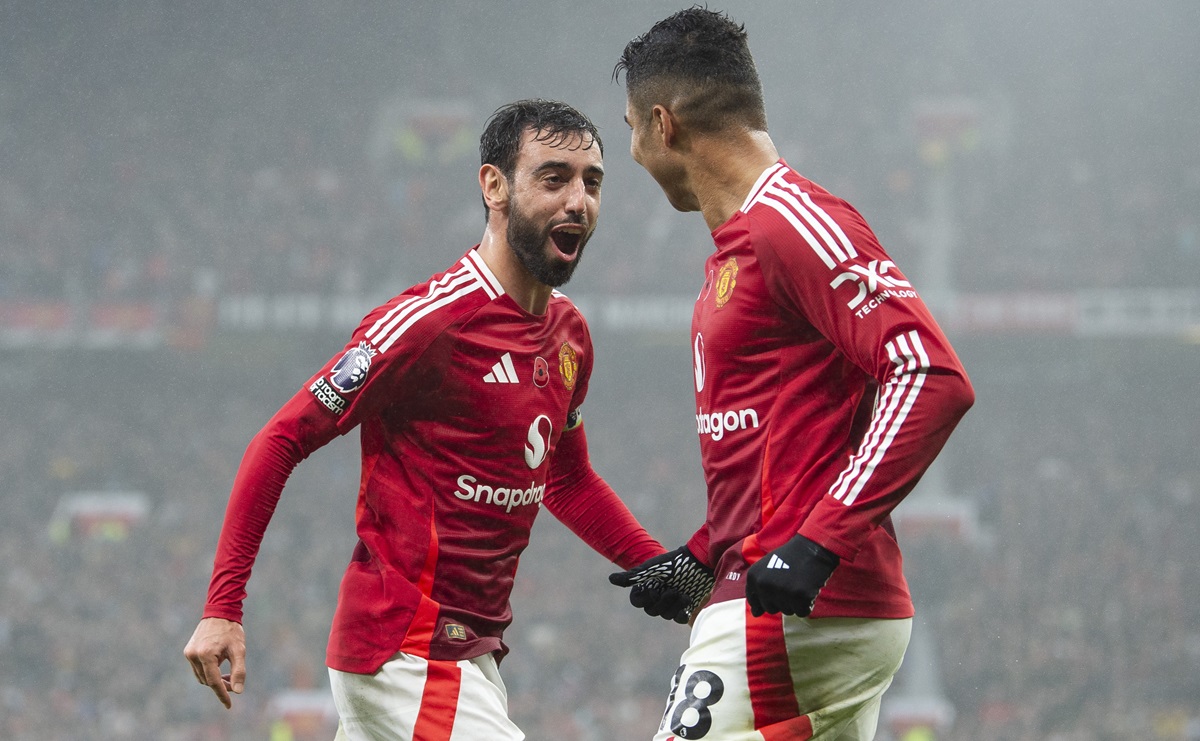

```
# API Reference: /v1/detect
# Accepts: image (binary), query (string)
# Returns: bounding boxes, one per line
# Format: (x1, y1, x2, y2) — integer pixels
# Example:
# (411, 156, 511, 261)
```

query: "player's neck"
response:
(475, 234, 553, 315)
(689, 131, 780, 231)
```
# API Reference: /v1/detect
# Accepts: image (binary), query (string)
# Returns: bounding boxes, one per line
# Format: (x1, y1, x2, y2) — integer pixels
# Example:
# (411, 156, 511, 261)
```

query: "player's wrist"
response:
(681, 544, 713, 573)
(202, 607, 245, 625)
(778, 533, 839, 572)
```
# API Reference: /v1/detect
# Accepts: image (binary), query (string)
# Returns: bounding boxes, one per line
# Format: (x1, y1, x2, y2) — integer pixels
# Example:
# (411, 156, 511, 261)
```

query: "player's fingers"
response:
(642, 588, 679, 617)
(795, 596, 816, 618)
(642, 594, 667, 616)
(629, 584, 661, 609)
(655, 591, 687, 621)
(185, 645, 212, 686)
(760, 592, 784, 616)
(199, 656, 232, 709)
(185, 651, 203, 684)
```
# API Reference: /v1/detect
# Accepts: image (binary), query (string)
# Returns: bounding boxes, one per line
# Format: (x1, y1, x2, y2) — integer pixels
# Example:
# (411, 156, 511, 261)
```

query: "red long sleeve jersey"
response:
(689, 162, 974, 617)
(203, 249, 662, 673)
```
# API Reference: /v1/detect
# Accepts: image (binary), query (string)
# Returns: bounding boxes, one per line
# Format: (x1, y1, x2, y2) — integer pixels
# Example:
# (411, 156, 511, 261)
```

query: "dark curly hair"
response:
(478, 99, 603, 220)
(480, 99, 602, 177)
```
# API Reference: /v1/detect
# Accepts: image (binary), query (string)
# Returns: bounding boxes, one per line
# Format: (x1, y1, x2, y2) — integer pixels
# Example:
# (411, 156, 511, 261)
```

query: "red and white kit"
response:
(202, 247, 661, 678)
(660, 161, 973, 740)
(688, 160, 972, 613)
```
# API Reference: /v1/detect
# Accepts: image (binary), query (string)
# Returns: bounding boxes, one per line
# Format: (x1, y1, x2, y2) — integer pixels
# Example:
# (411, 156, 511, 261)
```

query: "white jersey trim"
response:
(366, 267, 475, 346)
(465, 249, 505, 298)
(760, 189, 839, 269)
(376, 283, 481, 354)
(739, 162, 787, 214)
(365, 265, 471, 341)
(750, 171, 860, 271)
(829, 330, 929, 506)
(363, 256, 502, 355)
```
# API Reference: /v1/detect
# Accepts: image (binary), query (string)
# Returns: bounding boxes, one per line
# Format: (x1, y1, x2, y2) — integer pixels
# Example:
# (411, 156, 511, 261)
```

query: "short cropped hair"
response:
(614, 6, 767, 133)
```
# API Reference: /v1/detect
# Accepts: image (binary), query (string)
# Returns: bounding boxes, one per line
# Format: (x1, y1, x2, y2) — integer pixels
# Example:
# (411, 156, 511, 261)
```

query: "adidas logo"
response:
(484, 353, 520, 384)
(766, 554, 790, 570)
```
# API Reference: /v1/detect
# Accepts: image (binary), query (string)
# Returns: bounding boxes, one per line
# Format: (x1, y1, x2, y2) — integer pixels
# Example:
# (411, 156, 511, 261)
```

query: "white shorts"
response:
(653, 599, 911, 741)
(329, 652, 524, 741)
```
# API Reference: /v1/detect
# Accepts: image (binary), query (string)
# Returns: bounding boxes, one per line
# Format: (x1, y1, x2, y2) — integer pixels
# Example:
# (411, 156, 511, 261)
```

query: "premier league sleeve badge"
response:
(329, 341, 378, 394)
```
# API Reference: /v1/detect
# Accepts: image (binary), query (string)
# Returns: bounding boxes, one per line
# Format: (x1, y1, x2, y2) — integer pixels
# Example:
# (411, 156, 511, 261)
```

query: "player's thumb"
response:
(608, 569, 636, 587)
(229, 654, 246, 694)
(745, 578, 764, 618)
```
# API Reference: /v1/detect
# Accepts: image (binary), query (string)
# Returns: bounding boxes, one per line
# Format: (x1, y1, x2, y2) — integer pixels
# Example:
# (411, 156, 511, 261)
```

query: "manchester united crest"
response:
(558, 342, 579, 391)
(715, 257, 739, 308)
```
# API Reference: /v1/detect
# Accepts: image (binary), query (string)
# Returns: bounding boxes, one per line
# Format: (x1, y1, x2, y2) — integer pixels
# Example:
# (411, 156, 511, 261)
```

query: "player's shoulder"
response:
(546, 290, 594, 348)
(547, 288, 578, 310)
(740, 163, 882, 264)
(355, 250, 504, 354)
(743, 163, 853, 227)
(547, 289, 590, 324)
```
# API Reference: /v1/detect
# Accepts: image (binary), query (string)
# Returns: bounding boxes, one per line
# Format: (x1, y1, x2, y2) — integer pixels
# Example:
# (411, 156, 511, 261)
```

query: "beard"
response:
(506, 195, 592, 288)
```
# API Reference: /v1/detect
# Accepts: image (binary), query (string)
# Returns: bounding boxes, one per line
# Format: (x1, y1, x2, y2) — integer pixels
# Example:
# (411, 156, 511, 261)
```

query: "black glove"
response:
(609, 546, 715, 624)
(745, 534, 840, 618)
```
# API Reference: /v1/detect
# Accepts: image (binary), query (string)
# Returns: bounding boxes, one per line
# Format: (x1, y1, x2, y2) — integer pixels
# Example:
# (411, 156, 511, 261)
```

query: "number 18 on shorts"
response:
(653, 599, 911, 741)
(659, 664, 726, 739)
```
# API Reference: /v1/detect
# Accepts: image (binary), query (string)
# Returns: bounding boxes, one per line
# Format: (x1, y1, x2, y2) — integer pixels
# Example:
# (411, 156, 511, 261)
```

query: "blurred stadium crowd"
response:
(3, 341, 1199, 740)
(2, 2, 1197, 307)
(1, 1, 1198, 740)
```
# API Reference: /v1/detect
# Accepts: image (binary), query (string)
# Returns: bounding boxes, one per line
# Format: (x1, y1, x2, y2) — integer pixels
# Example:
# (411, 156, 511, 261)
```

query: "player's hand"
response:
(609, 546, 715, 624)
(184, 617, 247, 709)
(745, 534, 840, 618)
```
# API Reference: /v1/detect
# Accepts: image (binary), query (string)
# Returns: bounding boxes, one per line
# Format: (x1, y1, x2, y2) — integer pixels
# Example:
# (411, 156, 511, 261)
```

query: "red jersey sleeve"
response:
(543, 421, 665, 569)
(203, 391, 340, 622)
(752, 181, 975, 559)
(203, 288, 458, 622)
(542, 315, 665, 568)
(685, 524, 714, 569)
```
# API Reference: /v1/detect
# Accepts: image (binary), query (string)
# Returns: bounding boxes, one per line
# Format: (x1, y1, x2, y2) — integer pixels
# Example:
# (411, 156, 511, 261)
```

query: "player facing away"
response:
(608, 9, 975, 741)
(183, 99, 666, 740)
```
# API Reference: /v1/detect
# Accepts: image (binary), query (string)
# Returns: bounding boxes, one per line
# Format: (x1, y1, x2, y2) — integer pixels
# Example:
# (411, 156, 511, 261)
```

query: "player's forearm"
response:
(799, 367, 974, 559)
(203, 392, 339, 620)
(544, 426, 665, 568)
(545, 469, 665, 569)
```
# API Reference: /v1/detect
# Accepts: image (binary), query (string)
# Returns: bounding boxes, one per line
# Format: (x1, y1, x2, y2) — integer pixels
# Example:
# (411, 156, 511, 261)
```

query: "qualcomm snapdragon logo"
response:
(454, 475, 546, 513)
(695, 407, 760, 441)
(524, 415, 552, 469)
(450, 415, 553, 514)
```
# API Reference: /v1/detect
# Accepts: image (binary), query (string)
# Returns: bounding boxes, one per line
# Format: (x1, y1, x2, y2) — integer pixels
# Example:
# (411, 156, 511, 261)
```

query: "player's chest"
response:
(693, 251, 788, 363)
(430, 316, 583, 423)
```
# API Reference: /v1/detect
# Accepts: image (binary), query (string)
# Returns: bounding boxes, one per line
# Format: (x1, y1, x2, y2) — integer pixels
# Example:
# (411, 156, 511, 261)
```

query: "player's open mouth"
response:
(550, 225, 584, 260)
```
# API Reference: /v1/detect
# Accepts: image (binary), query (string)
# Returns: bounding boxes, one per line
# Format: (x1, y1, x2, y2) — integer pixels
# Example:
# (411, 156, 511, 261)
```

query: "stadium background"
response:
(1, 1, 1197, 739)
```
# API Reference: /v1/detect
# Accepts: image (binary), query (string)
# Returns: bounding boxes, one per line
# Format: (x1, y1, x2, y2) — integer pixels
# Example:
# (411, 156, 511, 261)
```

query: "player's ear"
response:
(652, 104, 678, 149)
(480, 164, 509, 213)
